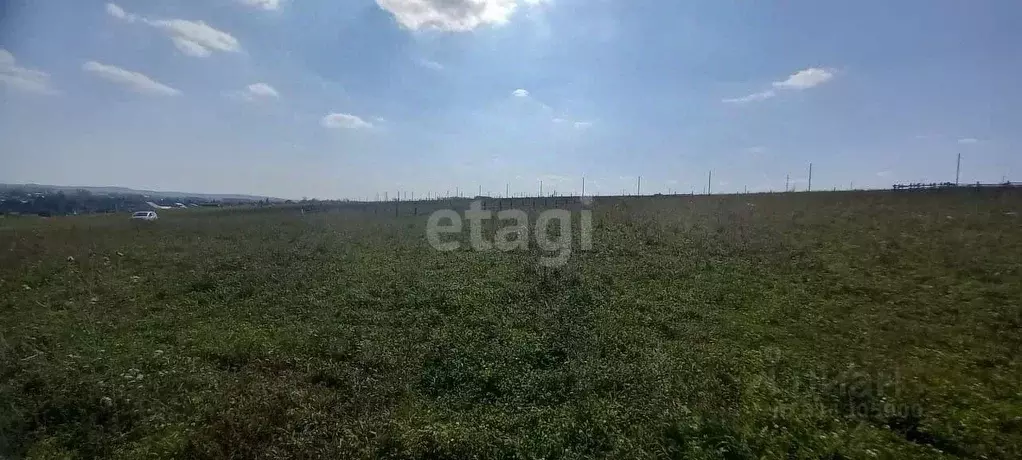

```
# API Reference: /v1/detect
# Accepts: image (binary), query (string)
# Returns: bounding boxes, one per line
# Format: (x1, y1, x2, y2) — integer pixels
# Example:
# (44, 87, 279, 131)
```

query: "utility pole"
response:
(808, 163, 813, 192)
(540, 181, 543, 197)
(708, 170, 712, 195)
(456, 186, 459, 198)
(786, 174, 790, 192)
(506, 183, 509, 198)
(956, 153, 961, 185)
(581, 176, 585, 198)
(637, 176, 641, 196)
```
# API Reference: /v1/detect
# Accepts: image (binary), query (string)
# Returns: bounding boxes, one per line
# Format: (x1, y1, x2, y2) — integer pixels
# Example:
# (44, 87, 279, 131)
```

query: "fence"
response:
(892, 182, 1021, 191)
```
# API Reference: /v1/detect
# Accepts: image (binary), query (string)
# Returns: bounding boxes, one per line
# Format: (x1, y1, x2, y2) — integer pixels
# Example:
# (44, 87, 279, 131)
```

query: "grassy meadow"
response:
(1, 189, 1021, 459)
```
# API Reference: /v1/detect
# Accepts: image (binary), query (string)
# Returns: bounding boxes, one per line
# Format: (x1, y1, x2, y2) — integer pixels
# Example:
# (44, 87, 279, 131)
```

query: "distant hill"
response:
(0, 183, 283, 202)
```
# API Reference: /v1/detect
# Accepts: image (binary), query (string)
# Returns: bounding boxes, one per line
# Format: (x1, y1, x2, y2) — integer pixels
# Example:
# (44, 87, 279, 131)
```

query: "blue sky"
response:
(1, 0, 1019, 199)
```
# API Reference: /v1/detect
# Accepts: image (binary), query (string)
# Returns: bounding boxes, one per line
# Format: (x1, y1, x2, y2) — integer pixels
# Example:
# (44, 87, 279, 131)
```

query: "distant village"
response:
(0, 184, 281, 217)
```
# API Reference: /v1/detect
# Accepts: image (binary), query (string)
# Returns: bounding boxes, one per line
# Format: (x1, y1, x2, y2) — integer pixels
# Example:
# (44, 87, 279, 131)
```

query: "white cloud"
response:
(107, 4, 240, 58)
(0, 49, 57, 95)
(170, 36, 212, 57)
(228, 82, 280, 101)
(321, 113, 373, 129)
(957, 138, 979, 145)
(510, 87, 588, 126)
(723, 89, 775, 104)
(237, 0, 282, 10)
(772, 67, 835, 90)
(150, 19, 241, 56)
(876, 170, 892, 177)
(105, 3, 136, 21)
(247, 83, 279, 98)
(376, 0, 544, 32)
(82, 61, 180, 96)
(509, 87, 556, 112)
(723, 67, 835, 104)
(418, 58, 444, 70)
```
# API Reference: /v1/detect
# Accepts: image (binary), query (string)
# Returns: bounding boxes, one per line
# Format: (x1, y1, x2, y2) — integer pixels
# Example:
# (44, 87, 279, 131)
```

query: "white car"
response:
(131, 211, 158, 221)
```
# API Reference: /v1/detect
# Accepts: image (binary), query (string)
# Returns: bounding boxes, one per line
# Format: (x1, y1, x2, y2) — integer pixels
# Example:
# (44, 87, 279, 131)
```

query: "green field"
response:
(2, 190, 1020, 459)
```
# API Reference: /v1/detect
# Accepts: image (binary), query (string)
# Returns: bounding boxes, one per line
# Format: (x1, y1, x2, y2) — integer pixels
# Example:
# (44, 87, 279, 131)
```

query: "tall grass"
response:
(1, 189, 1020, 458)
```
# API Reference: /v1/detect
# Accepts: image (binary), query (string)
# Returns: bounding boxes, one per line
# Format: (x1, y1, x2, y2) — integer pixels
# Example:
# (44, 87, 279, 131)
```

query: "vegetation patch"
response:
(2, 190, 1020, 458)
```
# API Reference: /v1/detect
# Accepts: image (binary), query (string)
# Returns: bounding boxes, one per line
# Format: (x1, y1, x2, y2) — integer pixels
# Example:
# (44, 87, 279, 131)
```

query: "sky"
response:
(1, 0, 1019, 199)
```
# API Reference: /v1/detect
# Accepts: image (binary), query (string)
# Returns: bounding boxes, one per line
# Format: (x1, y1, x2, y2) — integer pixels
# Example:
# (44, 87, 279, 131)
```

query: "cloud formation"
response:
(509, 87, 592, 129)
(957, 138, 979, 145)
(375, 0, 545, 32)
(772, 68, 834, 90)
(724, 67, 835, 104)
(228, 82, 280, 101)
(151, 19, 241, 57)
(722, 90, 775, 104)
(105, 3, 134, 21)
(247, 83, 279, 98)
(418, 58, 444, 71)
(106, 4, 240, 58)
(82, 61, 181, 96)
(237, 0, 282, 10)
(321, 113, 373, 129)
(0, 49, 57, 95)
